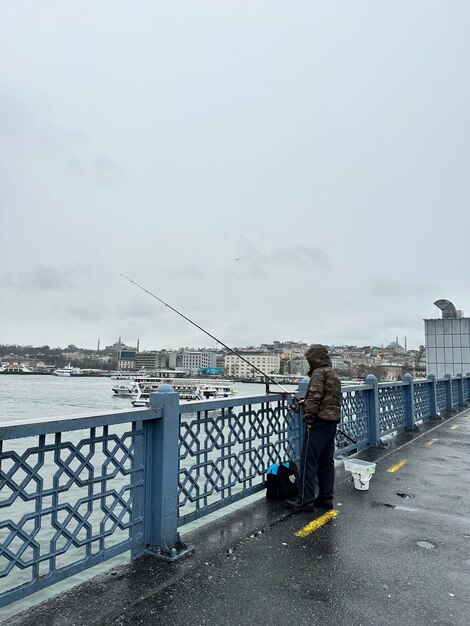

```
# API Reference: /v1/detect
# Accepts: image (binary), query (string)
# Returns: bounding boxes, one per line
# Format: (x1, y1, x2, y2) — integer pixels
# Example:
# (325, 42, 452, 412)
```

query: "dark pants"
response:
(298, 420, 337, 504)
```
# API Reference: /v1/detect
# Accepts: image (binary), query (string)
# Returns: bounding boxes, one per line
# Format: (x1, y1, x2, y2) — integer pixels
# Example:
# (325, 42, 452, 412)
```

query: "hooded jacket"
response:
(303, 344, 342, 425)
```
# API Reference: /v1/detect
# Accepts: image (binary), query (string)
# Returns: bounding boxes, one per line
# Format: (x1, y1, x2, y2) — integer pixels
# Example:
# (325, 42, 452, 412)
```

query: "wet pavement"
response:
(6, 409, 470, 626)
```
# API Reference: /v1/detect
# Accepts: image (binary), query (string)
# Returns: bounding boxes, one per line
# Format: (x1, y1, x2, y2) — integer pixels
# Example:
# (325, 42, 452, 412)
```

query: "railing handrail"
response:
(341, 383, 373, 391)
(0, 406, 156, 440)
(179, 392, 287, 414)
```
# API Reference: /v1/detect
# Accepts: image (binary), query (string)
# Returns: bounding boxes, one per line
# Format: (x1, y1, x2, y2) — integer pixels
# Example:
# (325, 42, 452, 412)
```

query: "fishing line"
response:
(120, 273, 293, 394)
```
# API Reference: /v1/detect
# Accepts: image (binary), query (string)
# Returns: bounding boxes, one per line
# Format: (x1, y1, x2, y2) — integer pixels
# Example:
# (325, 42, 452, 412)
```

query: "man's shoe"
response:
(285, 498, 315, 513)
(314, 496, 333, 510)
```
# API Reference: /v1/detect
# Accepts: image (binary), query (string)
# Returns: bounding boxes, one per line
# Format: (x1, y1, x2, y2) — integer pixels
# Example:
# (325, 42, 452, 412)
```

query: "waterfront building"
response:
(287, 357, 309, 376)
(425, 300, 470, 377)
(330, 354, 348, 370)
(179, 350, 217, 372)
(152, 350, 176, 369)
(167, 351, 177, 369)
(117, 350, 137, 371)
(224, 352, 280, 378)
(134, 351, 158, 370)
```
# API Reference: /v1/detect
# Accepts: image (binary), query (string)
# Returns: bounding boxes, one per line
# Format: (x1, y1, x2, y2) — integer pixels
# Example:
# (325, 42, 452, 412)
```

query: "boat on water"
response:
(0, 363, 34, 374)
(112, 371, 235, 406)
(131, 379, 236, 406)
(53, 364, 83, 377)
(112, 383, 135, 397)
(110, 373, 134, 381)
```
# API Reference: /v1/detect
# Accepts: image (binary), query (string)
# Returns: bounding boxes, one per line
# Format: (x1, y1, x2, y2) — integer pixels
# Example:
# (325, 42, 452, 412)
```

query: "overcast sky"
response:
(1, 1, 469, 351)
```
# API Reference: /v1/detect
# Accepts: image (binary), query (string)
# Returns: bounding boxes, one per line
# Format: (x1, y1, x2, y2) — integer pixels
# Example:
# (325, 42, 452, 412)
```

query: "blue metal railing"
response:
(178, 394, 298, 525)
(0, 407, 153, 608)
(1, 373, 470, 608)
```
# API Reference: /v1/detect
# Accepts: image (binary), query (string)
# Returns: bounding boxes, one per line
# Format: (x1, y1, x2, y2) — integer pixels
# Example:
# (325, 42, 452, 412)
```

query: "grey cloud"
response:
(116, 298, 165, 321)
(2, 264, 90, 290)
(369, 278, 438, 299)
(236, 238, 330, 277)
(0, 93, 122, 194)
(66, 157, 87, 177)
(271, 245, 330, 271)
(66, 155, 125, 190)
(383, 313, 426, 328)
(0, 91, 87, 152)
(93, 155, 125, 189)
(60, 301, 112, 323)
(172, 266, 204, 280)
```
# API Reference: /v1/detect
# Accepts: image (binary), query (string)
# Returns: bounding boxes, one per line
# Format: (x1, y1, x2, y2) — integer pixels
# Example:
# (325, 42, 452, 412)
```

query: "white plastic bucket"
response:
(352, 472, 371, 490)
(343, 459, 376, 491)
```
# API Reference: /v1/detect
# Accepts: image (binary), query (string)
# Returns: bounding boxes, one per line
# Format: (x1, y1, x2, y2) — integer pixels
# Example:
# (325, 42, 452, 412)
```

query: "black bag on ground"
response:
(265, 461, 299, 500)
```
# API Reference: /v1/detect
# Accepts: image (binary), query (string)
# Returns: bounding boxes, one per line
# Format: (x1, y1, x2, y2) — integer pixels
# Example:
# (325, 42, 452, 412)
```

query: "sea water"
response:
(0, 375, 270, 421)
(0, 376, 291, 621)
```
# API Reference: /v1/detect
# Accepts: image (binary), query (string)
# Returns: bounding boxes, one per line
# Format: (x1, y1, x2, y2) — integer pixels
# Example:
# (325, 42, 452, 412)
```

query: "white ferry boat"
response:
(110, 373, 134, 381)
(130, 379, 235, 406)
(111, 370, 235, 406)
(53, 364, 83, 377)
(0, 363, 33, 374)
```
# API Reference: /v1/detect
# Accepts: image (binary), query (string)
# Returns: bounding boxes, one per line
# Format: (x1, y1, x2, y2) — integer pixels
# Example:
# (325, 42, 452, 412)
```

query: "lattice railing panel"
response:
(378, 385, 406, 434)
(338, 389, 368, 450)
(0, 424, 144, 603)
(436, 380, 447, 414)
(178, 398, 297, 524)
(413, 381, 431, 422)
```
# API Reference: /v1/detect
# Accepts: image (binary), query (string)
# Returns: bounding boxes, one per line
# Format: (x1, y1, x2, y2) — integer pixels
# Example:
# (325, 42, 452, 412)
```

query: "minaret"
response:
(136, 338, 140, 353)
(404, 336, 407, 351)
(97, 338, 100, 352)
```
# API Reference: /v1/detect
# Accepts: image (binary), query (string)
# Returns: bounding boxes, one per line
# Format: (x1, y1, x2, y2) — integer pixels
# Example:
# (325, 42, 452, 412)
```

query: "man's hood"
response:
(305, 344, 331, 373)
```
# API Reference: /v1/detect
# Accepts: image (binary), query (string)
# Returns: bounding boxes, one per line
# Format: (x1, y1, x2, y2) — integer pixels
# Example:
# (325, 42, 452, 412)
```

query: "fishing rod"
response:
(120, 274, 357, 445)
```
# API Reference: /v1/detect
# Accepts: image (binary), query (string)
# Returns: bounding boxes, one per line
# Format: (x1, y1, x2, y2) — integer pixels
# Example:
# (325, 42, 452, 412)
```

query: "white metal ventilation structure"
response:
(434, 299, 464, 319)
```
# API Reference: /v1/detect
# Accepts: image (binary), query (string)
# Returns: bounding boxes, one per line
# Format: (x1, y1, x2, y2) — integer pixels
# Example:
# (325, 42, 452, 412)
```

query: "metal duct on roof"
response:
(434, 299, 457, 319)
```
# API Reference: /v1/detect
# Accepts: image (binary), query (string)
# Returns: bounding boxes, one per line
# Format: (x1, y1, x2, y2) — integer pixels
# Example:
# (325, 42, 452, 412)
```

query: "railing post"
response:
(144, 384, 193, 561)
(427, 373, 439, 420)
(444, 374, 453, 413)
(291, 376, 309, 459)
(456, 373, 464, 407)
(466, 373, 470, 402)
(131, 423, 146, 559)
(364, 374, 385, 448)
(403, 373, 419, 431)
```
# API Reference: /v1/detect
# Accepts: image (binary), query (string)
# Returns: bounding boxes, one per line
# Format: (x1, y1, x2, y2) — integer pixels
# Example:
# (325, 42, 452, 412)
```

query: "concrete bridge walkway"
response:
(8, 409, 470, 626)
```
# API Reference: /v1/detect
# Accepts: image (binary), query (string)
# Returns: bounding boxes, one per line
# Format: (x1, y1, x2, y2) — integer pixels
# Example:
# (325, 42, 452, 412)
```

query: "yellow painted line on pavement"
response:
(449, 424, 459, 430)
(387, 460, 407, 473)
(424, 438, 438, 446)
(294, 510, 339, 538)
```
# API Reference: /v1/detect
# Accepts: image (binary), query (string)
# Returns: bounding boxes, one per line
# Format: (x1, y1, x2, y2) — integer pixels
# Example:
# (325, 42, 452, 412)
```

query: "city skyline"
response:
(0, 335, 422, 353)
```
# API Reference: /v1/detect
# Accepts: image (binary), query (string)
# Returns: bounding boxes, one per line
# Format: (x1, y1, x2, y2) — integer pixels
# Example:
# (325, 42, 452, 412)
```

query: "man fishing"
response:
(287, 344, 342, 513)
